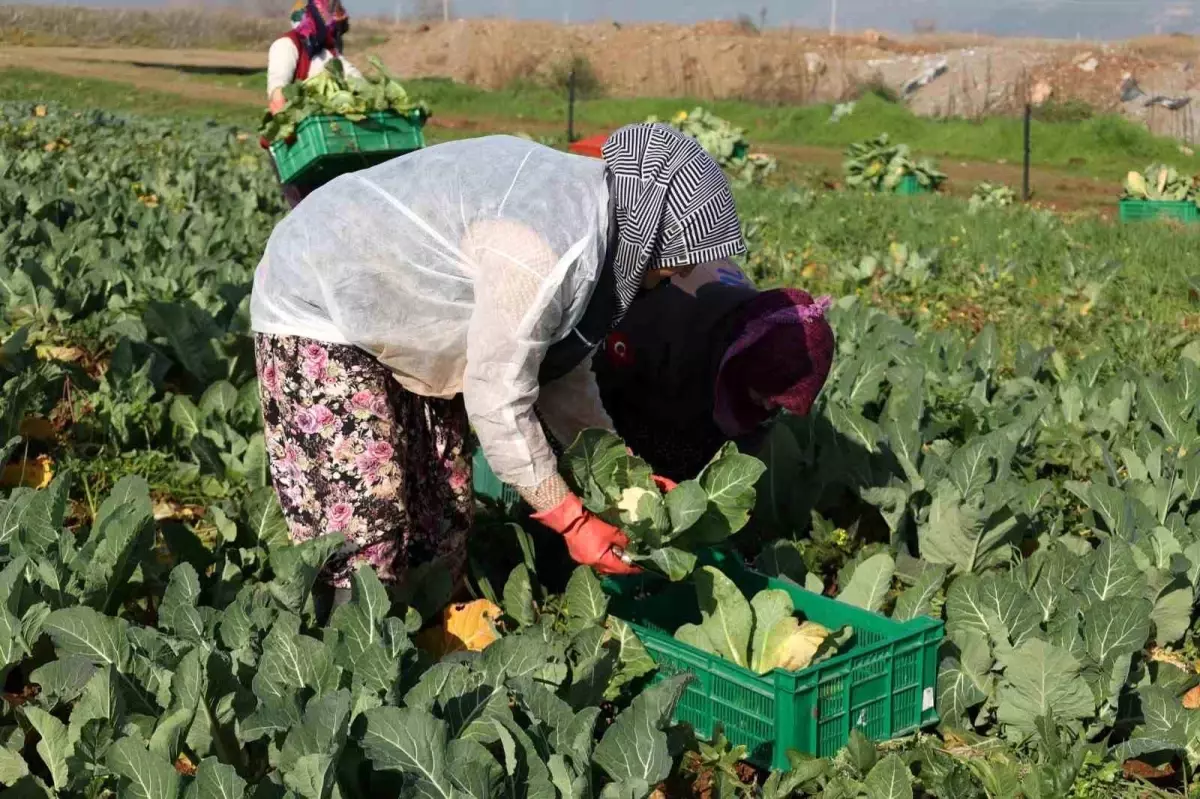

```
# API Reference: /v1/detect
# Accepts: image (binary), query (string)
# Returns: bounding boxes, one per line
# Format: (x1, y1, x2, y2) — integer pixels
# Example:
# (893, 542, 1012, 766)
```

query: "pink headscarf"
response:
(713, 289, 835, 437)
(290, 0, 344, 54)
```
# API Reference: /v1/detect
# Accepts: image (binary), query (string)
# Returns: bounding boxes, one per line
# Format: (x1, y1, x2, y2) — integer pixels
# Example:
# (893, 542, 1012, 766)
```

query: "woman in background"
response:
(264, 0, 360, 207)
(267, 0, 359, 115)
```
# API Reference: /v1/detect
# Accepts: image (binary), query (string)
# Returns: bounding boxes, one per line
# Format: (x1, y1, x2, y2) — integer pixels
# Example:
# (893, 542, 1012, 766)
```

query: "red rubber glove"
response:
(653, 475, 678, 493)
(532, 494, 641, 576)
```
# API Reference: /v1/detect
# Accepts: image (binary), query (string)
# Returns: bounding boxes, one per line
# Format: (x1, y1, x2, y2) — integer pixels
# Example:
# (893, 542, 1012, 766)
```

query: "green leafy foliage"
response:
(562, 432, 764, 580)
(968, 182, 1017, 213)
(259, 57, 429, 143)
(646, 107, 777, 185)
(0, 103, 714, 799)
(674, 567, 849, 675)
(843, 133, 946, 192)
(1122, 163, 1197, 202)
(0, 496, 694, 799)
(10, 94, 1200, 799)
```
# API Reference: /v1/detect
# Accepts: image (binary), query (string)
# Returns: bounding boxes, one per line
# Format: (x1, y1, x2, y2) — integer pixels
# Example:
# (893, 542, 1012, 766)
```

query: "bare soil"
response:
(7, 13, 1200, 140)
(361, 20, 1200, 141)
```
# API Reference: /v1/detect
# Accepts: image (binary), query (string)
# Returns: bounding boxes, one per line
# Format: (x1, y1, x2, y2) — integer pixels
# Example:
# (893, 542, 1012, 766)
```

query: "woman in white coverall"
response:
(250, 123, 748, 598)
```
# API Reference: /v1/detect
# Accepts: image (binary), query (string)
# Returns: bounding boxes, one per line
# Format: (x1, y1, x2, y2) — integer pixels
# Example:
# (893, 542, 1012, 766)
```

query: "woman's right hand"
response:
(531, 494, 641, 576)
(268, 89, 287, 115)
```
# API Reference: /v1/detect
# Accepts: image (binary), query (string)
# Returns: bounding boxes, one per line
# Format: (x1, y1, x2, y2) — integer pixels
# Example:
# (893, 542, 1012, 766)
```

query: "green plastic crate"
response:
(895, 175, 930, 196)
(607, 564, 943, 770)
(270, 110, 426, 187)
(471, 448, 521, 508)
(1118, 199, 1200, 223)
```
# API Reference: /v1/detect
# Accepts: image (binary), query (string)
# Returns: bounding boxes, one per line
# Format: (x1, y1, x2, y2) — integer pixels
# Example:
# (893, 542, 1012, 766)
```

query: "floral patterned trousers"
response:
(254, 333, 473, 588)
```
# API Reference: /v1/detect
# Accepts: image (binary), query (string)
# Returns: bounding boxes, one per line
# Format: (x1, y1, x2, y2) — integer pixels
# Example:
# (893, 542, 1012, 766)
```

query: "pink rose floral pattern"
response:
(254, 333, 473, 588)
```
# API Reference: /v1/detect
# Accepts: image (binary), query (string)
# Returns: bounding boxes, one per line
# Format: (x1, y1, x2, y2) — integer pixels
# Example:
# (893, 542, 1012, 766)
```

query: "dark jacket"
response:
(592, 262, 761, 480)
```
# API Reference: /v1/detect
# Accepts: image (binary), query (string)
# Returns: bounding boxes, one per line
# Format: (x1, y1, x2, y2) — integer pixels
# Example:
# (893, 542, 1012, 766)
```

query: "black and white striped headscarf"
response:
(601, 123, 747, 323)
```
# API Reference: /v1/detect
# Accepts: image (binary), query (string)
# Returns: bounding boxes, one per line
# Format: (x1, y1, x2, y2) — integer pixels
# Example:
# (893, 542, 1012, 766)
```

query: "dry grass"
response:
(0, 4, 392, 51)
(1127, 33, 1200, 60)
(737, 30, 818, 104)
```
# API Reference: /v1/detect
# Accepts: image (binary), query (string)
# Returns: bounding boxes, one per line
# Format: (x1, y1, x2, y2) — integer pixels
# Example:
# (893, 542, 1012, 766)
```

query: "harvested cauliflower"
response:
(616, 487, 657, 522)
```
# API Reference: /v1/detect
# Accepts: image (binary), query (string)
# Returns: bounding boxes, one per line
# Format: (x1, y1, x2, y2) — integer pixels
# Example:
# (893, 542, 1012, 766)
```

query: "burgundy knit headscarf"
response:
(713, 288, 835, 437)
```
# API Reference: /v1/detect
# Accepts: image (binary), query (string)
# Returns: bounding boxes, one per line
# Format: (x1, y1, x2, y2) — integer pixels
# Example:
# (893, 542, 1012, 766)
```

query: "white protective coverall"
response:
(250, 136, 616, 503)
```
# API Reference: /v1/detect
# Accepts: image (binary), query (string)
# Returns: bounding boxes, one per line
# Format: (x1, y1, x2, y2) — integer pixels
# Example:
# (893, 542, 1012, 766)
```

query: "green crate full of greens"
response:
(843, 133, 945, 194)
(1119, 164, 1200, 223)
(605, 560, 943, 768)
(261, 57, 430, 187)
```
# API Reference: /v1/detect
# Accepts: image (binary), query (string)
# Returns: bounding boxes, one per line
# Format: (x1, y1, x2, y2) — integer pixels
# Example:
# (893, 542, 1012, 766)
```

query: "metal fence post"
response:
(568, 68, 577, 144)
(1023, 103, 1032, 202)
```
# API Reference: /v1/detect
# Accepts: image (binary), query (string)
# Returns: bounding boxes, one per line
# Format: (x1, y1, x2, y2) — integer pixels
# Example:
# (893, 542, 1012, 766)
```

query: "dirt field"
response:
(359, 20, 1200, 141)
(4, 4, 1200, 140)
(0, 42, 1113, 212)
(0, 47, 266, 106)
(0, 8, 1184, 213)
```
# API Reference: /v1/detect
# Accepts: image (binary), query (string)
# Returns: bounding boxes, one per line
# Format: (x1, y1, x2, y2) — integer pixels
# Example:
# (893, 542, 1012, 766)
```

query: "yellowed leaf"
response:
(760, 619, 832, 673)
(417, 599, 502, 658)
(152, 501, 203, 522)
(1149, 646, 1190, 670)
(1, 456, 53, 489)
(35, 345, 85, 363)
(18, 416, 56, 441)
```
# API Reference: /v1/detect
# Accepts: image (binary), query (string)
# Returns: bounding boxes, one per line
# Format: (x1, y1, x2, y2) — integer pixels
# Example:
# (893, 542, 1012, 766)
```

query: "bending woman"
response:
(593, 261, 835, 481)
(250, 123, 748, 596)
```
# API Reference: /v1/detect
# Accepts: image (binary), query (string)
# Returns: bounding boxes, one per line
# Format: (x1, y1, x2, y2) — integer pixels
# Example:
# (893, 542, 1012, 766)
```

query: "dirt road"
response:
(0, 46, 266, 106)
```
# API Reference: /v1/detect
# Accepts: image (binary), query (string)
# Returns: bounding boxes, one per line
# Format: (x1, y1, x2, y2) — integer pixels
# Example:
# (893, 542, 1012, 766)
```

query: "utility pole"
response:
(442, 0, 449, 22)
(830, 0, 838, 35)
